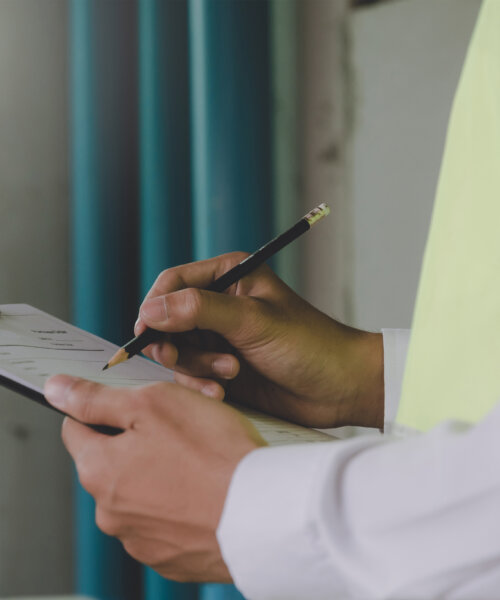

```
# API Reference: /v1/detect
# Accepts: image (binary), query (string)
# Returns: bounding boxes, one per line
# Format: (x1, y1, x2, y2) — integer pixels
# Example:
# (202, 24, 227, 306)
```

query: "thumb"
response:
(45, 375, 138, 430)
(139, 288, 267, 343)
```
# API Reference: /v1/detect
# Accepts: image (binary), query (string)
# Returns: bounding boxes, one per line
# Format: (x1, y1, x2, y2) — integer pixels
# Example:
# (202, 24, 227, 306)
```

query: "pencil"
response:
(103, 203, 330, 370)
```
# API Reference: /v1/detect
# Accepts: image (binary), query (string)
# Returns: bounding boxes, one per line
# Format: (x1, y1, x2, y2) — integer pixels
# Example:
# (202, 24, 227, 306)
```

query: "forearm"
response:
(337, 327, 385, 429)
(317, 321, 386, 430)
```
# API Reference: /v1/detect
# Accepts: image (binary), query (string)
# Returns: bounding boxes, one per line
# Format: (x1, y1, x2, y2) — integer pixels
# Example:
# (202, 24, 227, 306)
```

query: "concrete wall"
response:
(297, 0, 352, 323)
(0, 0, 72, 594)
(350, 0, 482, 330)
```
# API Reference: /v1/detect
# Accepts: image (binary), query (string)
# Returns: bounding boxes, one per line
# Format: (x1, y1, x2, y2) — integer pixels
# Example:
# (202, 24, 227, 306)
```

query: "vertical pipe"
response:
(189, 0, 273, 262)
(139, 0, 196, 596)
(139, 0, 192, 297)
(189, 0, 272, 597)
(70, 1, 141, 598)
(71, 0, 140, 344)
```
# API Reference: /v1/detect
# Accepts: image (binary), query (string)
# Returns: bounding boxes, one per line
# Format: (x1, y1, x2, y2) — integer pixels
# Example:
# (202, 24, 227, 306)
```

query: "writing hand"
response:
(135, 253, 384, 429)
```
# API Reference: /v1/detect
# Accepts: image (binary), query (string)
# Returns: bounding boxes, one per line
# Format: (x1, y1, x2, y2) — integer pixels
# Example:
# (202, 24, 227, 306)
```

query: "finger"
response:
(135, 253, 284, 337)
(146, 340, 179, 369)
(62, 415, 100, 455)
(140, 331, 204, 367)
(144, 324, 238, 376)
(61, 417, 113, 497)
(144, 252, 251, 302)
(134, 317, 148, 336)
(142, 326, 237, 376)
(139, 344, 155, 361)
(61, 417, 100, 464)
(174, 371, 226, 400)
(45, 375, 137, 430)
(139, 287, 268, 343)
(174, 348, 240, 380)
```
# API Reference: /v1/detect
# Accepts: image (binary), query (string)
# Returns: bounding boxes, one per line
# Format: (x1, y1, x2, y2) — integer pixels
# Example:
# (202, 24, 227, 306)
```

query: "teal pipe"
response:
(189, 0, 273, 261)
(139, 0, 196, 596)
(71, 0, 140, 344)
(189, 1, 272, 598)
(139, 0, 192, 297)
(70, 1, 141, 598)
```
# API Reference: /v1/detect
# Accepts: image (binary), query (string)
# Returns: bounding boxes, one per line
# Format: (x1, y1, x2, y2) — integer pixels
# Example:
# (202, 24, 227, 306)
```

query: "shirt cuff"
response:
(381, 328, 410, 433)
(217, 441, 366, 600)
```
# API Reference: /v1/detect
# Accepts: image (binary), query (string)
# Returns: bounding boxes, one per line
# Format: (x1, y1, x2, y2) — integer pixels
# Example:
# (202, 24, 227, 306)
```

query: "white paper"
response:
(0, 304, 336, 446)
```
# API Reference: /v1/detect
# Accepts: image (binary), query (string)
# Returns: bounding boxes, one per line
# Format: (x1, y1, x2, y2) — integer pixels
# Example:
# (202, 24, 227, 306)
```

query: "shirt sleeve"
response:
(381, 328, 411, 433)
(217, 403, 500, 599)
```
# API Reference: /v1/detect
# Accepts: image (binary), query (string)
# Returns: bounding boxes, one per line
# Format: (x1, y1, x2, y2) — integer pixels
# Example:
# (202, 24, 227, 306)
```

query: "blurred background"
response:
(0, 0, 481, 598)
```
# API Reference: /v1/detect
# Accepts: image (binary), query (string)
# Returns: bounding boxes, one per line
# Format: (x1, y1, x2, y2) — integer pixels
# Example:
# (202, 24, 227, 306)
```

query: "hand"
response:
(135, 253, 384, 429)
(44, 375, 265, 582)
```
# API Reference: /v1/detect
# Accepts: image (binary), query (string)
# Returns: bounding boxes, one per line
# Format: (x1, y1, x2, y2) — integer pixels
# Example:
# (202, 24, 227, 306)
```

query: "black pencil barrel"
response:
(208, 219, 309, 292)
(124, 328, 158, 356)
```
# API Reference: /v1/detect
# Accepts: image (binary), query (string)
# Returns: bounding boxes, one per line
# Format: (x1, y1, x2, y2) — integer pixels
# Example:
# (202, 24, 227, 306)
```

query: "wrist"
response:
(342, 329, 384, 429)
(304, 316, 384, 429)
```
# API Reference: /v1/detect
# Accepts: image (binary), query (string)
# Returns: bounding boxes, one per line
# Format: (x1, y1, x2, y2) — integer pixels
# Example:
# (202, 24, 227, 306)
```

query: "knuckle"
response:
(125, 389, 146, 412)
(183, 288, 203, 319)
(227, 250, 250, 264)
(61, 417, 71, 445)
(99, 474, 119, 509)
(76, 448, 108, 498)
(135, 382, 172, 416)
(241, 295, 261, 321)
(95, 507, 121, 537)
(150, 380, 172, 395)
(78, 397, 96, 425)
(122, 538, 138, 560)
(219, 251, 250, 275)
(67, 380, 100, 421)
(122, 538, 155, 565)
(150, 381, 174, 403)
(76, 455, 96, 494)
(67, 377, 90, 398)
(123, 539, 177, 573)
(153, 268, 181, 295)
(135, 384, 158, 406)
(132, 396, 155, 424)
(238, 296, 268, 336)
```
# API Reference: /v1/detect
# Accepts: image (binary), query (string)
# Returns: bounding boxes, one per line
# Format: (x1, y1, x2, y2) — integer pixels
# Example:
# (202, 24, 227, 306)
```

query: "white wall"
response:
(0, 0, 72, 594)
(350, 0, 482, 330)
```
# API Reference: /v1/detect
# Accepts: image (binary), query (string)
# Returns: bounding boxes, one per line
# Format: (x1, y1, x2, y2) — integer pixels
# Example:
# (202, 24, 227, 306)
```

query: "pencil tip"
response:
(103, 348, 129, 372)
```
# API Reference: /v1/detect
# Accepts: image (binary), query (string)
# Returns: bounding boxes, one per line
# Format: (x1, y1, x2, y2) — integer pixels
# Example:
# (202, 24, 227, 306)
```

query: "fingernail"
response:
(134, 318, 143, 335)
(140, 297, 167, 322)
(212, 357, 235, 379)
(202, 384, 223, 399)
(44, 375, 77, 409)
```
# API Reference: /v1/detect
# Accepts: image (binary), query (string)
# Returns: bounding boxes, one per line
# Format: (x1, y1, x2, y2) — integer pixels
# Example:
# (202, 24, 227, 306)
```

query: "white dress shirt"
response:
(217, 329, 500, 599)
